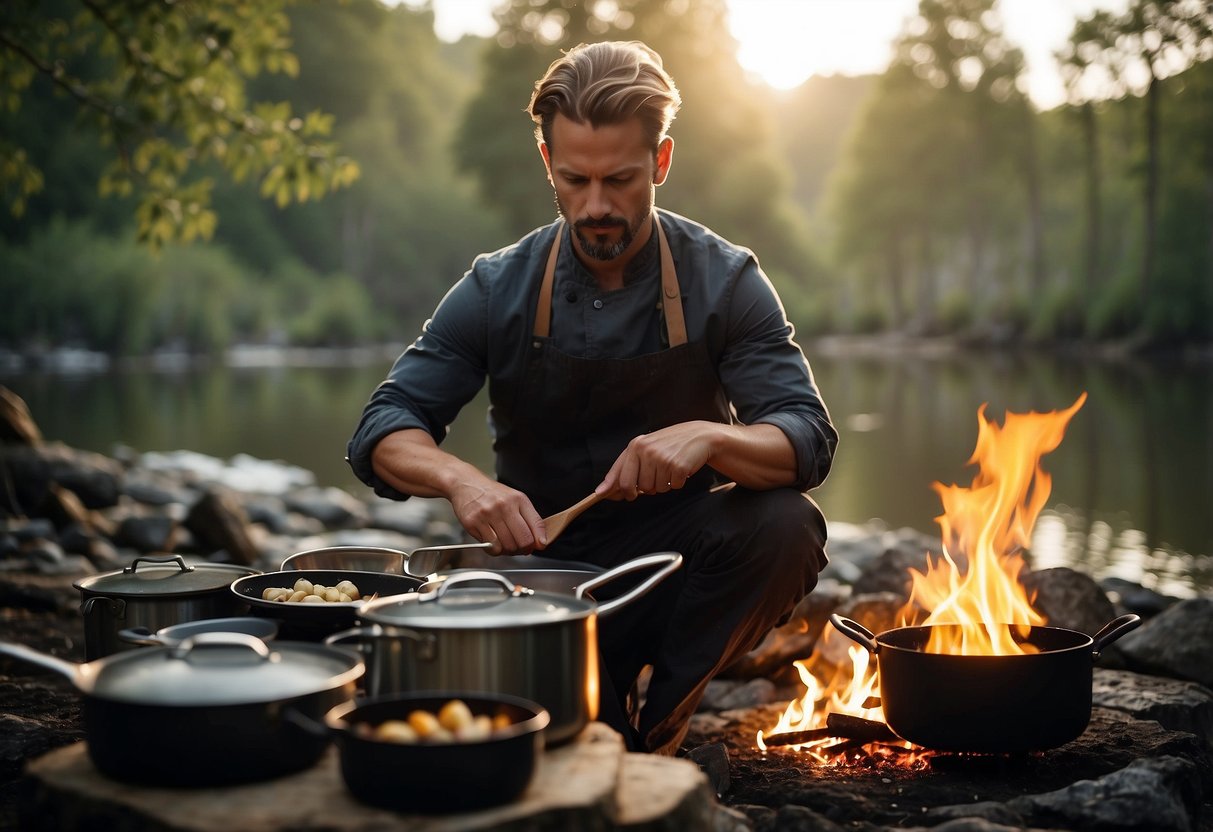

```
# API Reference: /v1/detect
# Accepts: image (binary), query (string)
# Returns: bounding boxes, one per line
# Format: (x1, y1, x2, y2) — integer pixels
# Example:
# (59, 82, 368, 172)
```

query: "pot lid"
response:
(84, 633, 362, 706)
(75, 555, 257, 597)
(360, 570, 593, 629)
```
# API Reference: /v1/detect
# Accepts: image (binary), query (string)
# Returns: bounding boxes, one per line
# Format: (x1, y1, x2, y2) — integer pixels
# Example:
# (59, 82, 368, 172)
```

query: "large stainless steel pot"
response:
(73, 555, 260, 660)
(0, 633, 363, 786)
(327, 552, 682, 746)
(830, 613, 1141, 753)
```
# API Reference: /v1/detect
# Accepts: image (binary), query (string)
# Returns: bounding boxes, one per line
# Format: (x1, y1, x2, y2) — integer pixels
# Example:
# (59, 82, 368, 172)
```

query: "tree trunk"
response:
(888, 231, 907, 329)
(1142, 71, 1160, 316)
(1022, 101, 1047, 301)
(1082, 101, 1103, 317)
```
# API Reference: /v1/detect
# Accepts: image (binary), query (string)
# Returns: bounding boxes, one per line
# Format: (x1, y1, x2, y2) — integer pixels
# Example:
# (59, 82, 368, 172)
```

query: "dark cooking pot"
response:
(74, 555, 260, 660)
(830, 613, 1141, 753)
(0, 633, 364, 786)
(296, 692, 550, 813)
(327, 552, 683, 746)
(230, 569, 422, 641)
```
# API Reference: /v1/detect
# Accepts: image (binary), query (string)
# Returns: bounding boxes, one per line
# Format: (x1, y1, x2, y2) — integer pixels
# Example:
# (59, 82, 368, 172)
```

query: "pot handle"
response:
(583, 552, 684, 618)
(829, 614, 881, 654)
(117, 626, 164, 647)
(0, 641, 81, 683)
(423, 570, 533, 601)
(1090, 613, 1141, 658)
(281, 706, 331, 740)
(169, 632, 272, 663)
(124, 554, 194, 575)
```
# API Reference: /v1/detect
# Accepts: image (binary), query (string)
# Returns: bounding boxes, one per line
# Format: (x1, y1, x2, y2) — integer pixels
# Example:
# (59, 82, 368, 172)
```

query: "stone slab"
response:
(23, 722, 650, 831)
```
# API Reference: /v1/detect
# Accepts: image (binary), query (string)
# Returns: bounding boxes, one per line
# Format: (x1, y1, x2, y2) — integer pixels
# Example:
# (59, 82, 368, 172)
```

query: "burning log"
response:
(762, 713, 899, 748)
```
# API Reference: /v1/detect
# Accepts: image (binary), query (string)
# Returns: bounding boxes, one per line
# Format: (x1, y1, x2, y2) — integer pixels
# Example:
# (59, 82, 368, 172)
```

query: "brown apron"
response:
(495, 217, 732, 518)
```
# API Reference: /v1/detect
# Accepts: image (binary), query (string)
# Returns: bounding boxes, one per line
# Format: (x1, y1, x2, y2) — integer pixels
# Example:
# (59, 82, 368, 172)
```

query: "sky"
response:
(401, 0, 1128, 109)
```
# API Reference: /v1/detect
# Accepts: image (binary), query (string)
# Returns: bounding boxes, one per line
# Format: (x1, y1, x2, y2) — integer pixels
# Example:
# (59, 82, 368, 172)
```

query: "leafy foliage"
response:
(0, 0, 359, 248)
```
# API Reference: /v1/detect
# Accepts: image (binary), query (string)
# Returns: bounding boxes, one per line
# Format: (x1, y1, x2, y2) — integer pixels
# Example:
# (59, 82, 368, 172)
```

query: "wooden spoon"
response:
(540, 490, 605, 543)
(404, 491, 606, 576)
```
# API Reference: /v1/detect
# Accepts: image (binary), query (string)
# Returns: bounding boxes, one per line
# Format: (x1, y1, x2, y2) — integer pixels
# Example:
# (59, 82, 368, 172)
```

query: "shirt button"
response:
(592, 299, 604, 310)
(566, 291, 578, 303)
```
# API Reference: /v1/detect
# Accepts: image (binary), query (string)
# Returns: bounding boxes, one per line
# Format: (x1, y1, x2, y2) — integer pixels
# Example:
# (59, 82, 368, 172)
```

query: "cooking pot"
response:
(0, 633, 364, 786)
(294, 692, 550, 813)
(118, 616, 279, 648)
(326, 552, 683, 746)
(230, 569, 422, 641)
(73, 555, 260, 660)
(282, 542, 641, 598)
(829, 613, 1141, 753)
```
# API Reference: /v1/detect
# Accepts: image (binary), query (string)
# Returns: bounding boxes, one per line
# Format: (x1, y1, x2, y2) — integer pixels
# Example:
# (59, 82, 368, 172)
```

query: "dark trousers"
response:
(546, 485, 828, 755)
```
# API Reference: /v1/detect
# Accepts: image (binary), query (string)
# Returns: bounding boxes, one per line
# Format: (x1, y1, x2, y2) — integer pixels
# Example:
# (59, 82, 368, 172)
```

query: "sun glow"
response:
(727, 0, 911, 90)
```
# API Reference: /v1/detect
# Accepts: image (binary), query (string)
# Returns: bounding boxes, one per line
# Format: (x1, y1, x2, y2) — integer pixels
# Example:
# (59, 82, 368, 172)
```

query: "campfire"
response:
(758, 394, 1089, 764)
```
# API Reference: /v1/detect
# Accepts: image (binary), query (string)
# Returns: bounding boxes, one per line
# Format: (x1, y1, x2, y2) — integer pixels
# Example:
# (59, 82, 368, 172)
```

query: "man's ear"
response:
(539, 141, 553, 183)
(654, 136, 674, 186)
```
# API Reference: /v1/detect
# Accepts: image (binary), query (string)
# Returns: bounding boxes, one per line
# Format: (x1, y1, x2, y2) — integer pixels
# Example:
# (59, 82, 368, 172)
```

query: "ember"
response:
(759, 394, 1089, 762)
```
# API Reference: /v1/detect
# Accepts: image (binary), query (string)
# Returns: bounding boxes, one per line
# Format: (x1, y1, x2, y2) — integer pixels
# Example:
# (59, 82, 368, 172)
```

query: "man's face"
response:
(540, 114, 672, 263)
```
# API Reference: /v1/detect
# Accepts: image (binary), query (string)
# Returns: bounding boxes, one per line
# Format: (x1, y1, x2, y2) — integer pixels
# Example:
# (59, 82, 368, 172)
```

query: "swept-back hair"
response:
(527, 41, 681, 153)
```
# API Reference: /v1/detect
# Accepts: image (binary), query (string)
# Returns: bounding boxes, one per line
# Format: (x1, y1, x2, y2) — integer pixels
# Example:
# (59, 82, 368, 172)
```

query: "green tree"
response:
(0, 0, 359, 248)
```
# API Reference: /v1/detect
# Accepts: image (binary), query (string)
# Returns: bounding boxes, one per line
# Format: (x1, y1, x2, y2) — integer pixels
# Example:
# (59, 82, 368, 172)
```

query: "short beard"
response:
(554, 195, 644, 262)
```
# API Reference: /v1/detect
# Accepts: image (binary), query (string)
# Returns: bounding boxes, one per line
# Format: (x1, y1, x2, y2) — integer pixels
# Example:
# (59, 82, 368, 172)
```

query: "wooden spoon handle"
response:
(543, 491, 605, 542)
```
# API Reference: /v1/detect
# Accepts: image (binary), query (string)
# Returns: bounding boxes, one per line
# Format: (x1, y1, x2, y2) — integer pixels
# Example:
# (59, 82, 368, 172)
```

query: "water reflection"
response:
(4, 347, 1209, 596)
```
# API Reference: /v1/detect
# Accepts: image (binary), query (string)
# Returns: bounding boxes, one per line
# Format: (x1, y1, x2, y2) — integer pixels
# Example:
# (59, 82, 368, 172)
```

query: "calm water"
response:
(5, 346, 1211, 597)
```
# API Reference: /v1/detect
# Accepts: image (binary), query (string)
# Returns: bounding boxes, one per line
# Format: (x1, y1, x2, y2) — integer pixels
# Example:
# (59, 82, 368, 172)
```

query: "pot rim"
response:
(874, 621, 1094, 658)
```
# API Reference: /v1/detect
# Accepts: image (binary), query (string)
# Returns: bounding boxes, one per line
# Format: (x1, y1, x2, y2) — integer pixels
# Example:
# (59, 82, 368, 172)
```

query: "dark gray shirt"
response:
(347, 209, 837, 500)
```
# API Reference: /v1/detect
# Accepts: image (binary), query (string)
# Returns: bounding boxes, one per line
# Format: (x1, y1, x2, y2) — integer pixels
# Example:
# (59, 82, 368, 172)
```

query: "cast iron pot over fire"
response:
(830, 613, 1141, 753)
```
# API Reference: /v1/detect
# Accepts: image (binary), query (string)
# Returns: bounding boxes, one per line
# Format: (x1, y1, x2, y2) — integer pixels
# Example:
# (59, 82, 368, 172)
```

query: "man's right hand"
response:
(371, 428, 544, 555)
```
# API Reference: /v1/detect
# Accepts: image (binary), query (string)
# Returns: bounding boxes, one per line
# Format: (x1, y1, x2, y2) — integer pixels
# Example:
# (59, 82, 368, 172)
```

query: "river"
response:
(5, 342, 1210, 597)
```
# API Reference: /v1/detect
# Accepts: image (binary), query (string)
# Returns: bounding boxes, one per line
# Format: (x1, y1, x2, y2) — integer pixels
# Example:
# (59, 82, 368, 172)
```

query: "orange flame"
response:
(761, 394, 1087, 758)
(905, 393, 1086, 655)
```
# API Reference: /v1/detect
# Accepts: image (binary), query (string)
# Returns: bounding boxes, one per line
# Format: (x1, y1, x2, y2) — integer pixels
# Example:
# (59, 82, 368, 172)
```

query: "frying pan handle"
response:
(118, 626, 163, 647)
(1090, 613, 1141, 658)
(0, 641, 81, 682)
(590, 553, 683, 618)
(829, 614, 881, 654)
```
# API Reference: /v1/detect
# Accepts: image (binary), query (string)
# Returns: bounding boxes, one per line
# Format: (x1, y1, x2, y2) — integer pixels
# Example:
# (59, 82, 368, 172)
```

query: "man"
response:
(347, 41, 836, 755)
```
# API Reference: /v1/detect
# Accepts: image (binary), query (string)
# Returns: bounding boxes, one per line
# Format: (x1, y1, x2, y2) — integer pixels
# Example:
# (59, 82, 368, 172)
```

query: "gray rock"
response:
(1093, 668, 1213, 746)
(1022, 566, 1117, 635)
(367, 497, 433, 536)
(850, 528, 946, 598)
(113, 514, 178, 553)
(1104, 598, 1213, 688)
(1007, 755, 1202, 832)
(184, 487, 260, 566)
(1101, 576, 1183, 617)
(283, 486, 369, 529)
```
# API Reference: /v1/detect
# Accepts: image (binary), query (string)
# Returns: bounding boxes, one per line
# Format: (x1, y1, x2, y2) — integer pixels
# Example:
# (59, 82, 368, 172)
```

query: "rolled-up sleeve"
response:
(718, 260, 838, 491)
(346, 272, 489, 500)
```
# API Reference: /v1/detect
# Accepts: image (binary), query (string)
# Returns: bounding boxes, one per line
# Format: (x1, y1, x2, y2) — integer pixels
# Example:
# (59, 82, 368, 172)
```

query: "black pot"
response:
(230, 569, 422, 641)
(74, 555, 260, 660)
(0, 634, 364, 786)
(830, 613, 1141, 753)
(327, 553, 682, 746)
(317, 692, 549, 813)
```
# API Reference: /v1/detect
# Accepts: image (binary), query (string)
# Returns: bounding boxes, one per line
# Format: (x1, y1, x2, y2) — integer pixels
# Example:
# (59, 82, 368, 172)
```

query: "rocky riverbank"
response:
(2, 386, 1212, 830)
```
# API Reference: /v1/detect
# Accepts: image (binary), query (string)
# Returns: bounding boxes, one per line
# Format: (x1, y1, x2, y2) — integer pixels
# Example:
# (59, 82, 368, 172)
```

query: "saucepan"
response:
(327, 552, 683, 746)
(829, 613, 1141, 753)
(0, 633, 363, 786)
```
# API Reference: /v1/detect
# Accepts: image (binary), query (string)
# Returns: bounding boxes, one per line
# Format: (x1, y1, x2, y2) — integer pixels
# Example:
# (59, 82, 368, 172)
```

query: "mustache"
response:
(575, 217, 628, 231)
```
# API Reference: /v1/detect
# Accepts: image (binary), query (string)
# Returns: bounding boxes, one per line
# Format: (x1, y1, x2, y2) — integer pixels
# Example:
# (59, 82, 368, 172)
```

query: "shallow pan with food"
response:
(230, 569, 422, 641)
(296, 691, 549, 813)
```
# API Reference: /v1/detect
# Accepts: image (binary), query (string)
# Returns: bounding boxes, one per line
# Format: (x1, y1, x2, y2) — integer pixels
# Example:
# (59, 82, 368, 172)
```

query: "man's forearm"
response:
(370, 428, 490, 500)
(706, 422, 799, 489)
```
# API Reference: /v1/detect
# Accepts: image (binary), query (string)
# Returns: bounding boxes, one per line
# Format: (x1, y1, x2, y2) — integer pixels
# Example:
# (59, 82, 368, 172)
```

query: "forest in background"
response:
(1, 0, 1211, 357)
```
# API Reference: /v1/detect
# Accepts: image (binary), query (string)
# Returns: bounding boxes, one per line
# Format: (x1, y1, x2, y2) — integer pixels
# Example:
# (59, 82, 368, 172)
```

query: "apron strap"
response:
(654, 218, 687, 348)
(533, 217, 687, 347)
